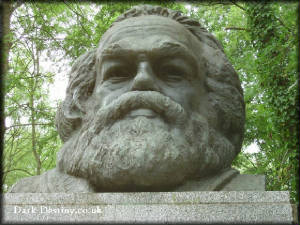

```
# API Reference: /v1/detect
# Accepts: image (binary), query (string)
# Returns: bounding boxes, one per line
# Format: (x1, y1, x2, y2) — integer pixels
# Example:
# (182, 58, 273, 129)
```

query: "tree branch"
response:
(225, 27, 250, 31)
(5, 123, 52, 130)
(275, 16, 292, 33)
(4, 168, 34, 176)
(63, 2, 91, 38)
(244, 153, 257, 170)
(229, 1, 246, 11)
(229, 1, 293, 35)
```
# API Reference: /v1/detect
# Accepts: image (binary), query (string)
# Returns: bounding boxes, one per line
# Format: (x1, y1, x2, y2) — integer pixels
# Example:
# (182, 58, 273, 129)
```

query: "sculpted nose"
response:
(131, 62, 159, 91)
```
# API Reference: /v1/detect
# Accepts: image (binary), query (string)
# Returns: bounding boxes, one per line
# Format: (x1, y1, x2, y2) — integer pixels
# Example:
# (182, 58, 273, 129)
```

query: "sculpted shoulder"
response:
(9, 173, 43, 193)
(174, 168, 265, 191)
(221, 173, 266, 191)
(9, 169, 94, 193)
(10, 167, 265, 192)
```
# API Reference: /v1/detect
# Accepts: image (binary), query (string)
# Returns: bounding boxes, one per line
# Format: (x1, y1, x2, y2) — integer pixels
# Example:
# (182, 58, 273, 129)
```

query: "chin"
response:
(83, 117, 202, 191)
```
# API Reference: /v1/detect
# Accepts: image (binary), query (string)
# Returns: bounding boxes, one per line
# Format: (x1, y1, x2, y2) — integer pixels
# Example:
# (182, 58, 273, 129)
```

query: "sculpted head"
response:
(55, 5, 245, 191)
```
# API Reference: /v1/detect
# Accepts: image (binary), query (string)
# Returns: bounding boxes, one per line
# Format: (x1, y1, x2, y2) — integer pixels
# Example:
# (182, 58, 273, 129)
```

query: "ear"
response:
(55, 93, 85, 143)
(55, 50, 97, 142)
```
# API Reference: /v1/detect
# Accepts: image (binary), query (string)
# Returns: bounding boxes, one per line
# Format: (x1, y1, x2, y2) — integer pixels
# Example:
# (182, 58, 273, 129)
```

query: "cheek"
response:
(162, 81, 199, 111)
(93, 82, 129, 108)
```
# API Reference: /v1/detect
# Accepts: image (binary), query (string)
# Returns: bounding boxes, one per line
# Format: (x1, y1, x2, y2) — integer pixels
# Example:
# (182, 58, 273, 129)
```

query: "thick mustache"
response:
(89, 91, 187, 134)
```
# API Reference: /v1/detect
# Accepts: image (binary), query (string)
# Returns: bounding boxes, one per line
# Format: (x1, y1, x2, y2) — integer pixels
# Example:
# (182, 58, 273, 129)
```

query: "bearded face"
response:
(57, 15, 239, 191)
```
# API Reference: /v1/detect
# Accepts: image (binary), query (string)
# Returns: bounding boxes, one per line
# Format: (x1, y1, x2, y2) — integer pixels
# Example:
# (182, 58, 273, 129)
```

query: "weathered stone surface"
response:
(3, 192, 295, 224)
(9, 167, 265, 192)
(221, 174, 266, 191)
(173, 168, 265, 191)
(10, 4, 248, 192)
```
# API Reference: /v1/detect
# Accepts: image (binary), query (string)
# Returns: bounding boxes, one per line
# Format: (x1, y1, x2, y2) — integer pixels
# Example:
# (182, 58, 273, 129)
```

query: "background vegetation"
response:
(2, 1, 299, 203)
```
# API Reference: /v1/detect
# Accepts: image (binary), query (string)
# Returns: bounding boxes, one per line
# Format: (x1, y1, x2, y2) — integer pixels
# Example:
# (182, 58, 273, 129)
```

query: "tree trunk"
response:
(29, 35, 42, 176)
(30, 92, 41, 175)
(2, 2, 13, 77)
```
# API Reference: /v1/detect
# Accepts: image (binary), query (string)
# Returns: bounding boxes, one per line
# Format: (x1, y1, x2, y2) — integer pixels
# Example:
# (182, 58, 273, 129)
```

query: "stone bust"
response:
(10, 5, 264, 192)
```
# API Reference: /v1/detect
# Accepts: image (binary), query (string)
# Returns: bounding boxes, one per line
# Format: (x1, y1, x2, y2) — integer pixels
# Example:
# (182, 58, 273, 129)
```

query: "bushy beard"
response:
(57, 91, 235, 191)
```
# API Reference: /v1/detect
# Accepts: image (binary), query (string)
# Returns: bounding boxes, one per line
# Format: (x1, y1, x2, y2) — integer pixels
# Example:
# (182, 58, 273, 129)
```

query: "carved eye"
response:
(159, 65, 185, 83)
(105, 66, 133, 83)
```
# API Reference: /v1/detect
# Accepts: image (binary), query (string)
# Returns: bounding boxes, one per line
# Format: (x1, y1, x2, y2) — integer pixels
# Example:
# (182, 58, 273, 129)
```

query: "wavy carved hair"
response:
(55, 4, 245, 157)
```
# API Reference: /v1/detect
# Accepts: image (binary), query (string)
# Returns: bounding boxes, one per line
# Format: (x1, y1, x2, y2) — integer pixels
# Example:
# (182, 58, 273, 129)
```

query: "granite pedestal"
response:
(2, 191, 297, 224)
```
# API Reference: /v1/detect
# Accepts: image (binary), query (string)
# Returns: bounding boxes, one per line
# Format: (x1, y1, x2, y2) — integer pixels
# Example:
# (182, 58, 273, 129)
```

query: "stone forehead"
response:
(100, 15, 197, 47)
(97, 15, 201, 58)
(111, 15, 187, 28)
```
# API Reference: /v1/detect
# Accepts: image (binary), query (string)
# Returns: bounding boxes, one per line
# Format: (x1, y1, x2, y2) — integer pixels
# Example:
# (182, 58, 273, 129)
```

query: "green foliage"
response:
(3, 2, 298, 204)
(189, 1, 298, 203)
(3, 3, 62, 191)
(243, 2, 299, 202)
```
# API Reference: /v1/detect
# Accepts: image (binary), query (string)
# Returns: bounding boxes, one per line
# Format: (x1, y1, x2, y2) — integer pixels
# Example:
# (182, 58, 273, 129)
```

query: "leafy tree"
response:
(188, 1, 298, 203)
(243, 1, 298, 202)
(2, 2, 298, 205)
(3, 3, 62, 191)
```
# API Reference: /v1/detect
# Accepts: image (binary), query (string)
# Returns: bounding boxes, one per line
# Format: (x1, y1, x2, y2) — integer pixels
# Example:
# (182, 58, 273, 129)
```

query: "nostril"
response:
(131, 76, 158, 91)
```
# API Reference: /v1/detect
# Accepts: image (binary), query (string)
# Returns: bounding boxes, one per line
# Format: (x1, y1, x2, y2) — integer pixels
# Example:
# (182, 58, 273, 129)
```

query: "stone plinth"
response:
(2, 191, 296, 224)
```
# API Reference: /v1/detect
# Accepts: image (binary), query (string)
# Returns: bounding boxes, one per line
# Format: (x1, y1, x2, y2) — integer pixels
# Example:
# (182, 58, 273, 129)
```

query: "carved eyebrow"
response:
(152, 42, 195, 59)
(101, 43, 134, 59)
(100, 41, 198, 66)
